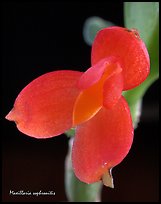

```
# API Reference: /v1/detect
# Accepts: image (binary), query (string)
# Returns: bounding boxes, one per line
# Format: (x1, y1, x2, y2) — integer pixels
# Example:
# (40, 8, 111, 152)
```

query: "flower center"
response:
(72, 60, 121, 126)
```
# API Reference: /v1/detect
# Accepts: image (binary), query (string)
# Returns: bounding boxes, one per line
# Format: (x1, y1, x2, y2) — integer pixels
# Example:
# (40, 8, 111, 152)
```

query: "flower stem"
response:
(65, 138, 103, 202)
(123, 2, 159, 128)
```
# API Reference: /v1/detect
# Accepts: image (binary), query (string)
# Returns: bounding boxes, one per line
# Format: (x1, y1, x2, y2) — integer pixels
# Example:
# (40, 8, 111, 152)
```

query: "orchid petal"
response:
(91, 26, 150, 90)
(6, 70, 82, 138)
(103, 72, 123, 109)
(72, 96, 133, 184)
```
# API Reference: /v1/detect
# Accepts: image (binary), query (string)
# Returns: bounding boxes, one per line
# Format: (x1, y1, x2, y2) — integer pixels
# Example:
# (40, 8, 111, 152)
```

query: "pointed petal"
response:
(6, 70, 82, 138)
(91, 26, 150, 90)
(72, 96, 133, 184)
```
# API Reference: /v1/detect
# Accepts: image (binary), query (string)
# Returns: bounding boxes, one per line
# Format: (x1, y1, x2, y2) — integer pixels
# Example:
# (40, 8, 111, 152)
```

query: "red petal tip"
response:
(5, 109, 16, 122)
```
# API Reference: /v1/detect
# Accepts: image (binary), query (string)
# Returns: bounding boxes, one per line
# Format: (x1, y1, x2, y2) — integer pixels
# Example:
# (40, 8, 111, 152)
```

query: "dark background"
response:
(1, 2, 159, 202)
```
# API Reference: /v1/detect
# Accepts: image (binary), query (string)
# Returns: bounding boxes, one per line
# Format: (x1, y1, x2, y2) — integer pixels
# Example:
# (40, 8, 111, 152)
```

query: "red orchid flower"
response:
(6, 26, 150, 187)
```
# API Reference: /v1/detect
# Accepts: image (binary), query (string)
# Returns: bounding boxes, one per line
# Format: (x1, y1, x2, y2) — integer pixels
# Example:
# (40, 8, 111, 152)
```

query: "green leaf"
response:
(123, 2, 159, 128)
(124, 2, 159, 46)
(83, 16, 115, 46)
(124, 2, 159, 83)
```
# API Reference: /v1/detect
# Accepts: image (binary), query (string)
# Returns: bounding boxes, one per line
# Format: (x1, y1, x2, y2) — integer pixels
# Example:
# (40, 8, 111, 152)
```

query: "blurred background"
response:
(1, 2, 159, 202)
